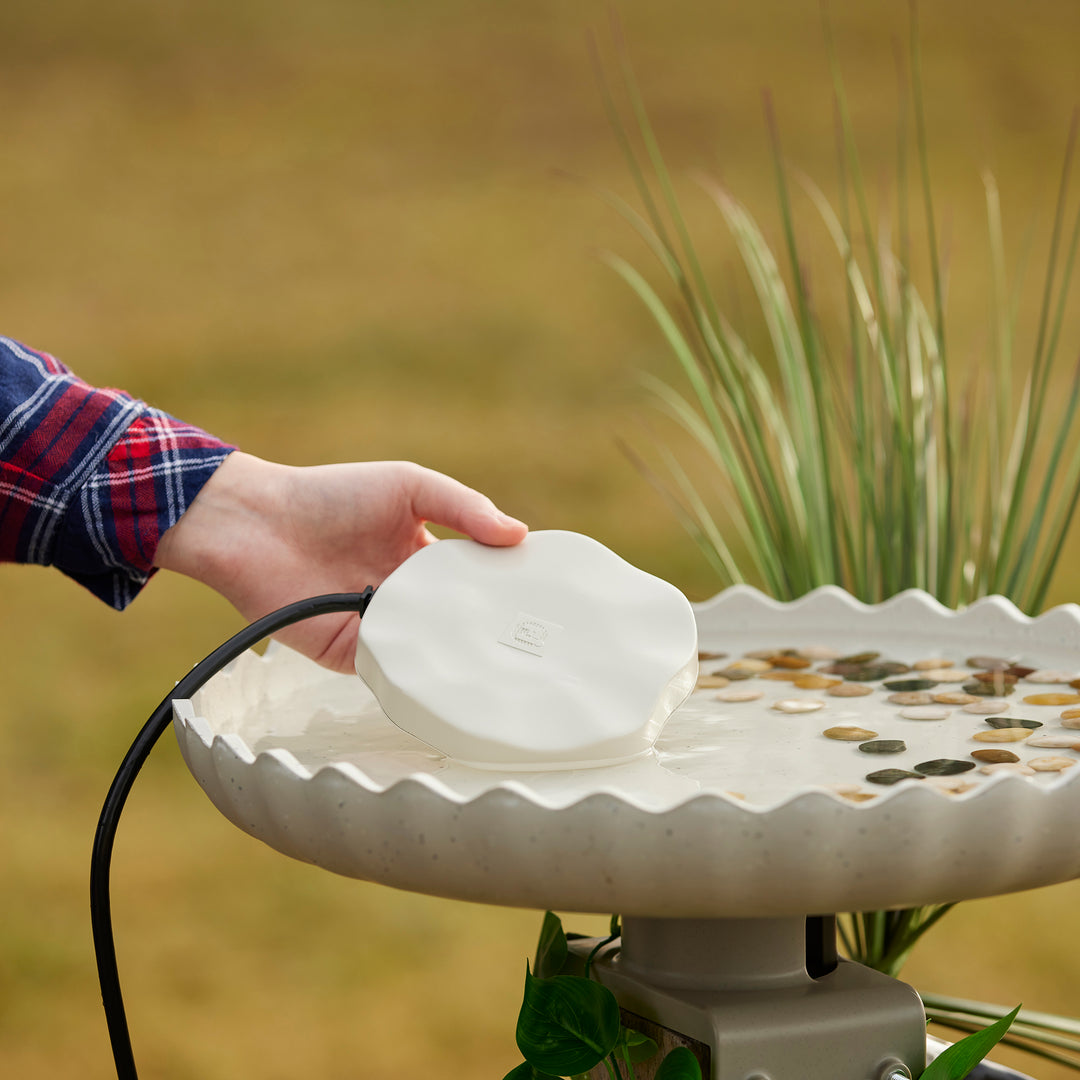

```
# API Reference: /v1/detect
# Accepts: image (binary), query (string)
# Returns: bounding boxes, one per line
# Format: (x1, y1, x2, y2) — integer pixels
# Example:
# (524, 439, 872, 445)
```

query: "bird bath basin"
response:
(173, 585, 1080, 1079)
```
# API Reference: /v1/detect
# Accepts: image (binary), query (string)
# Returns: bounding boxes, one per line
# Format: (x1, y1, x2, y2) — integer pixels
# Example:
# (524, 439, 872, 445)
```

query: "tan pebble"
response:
(1024, 734, 1080, 749)
(1061, 715, 1080, 730)
(899, 706, 952, 721)
(771, 655, 812, 669)
(1023, 692, 1080, 706)
(827, 682, 874, 697)
(824, 782, 864, 794)
(714, 688, 763, 703)
(888, 691, 934, 706)
(772, 699, 825, 714)
(934, 692, 980, 706)
(794, 674, 843, 689)
(914, 659, 953, 670)
(797, 645, 842, 661)
(760, 670, 801, 681)
(726, 658, 773, 674)
(696, 674, 731, 689)
(741, 649, 777, 660)
(725, 791, 748, 800)
(924, 776, 977, 794)
(971, 749, 1020, 763)
(698, 650, 728, 661)
(1060, 707, 1080, 719)
(962, 699, 1010, 715)
(979, 762, 1037, 775)
(840, 792, 879, 802)
(1027, 756, 1076, 772)
(823, 726, 878, 741)
(1024, 670, 1077, 684)
(972, 728, 1033, 743)
(921, 668, 971, 683)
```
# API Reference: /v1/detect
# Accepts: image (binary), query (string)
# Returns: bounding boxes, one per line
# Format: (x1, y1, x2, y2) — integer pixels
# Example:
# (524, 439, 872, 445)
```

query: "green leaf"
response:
(515, 966, 621, 1076)
(502, 1063, 561, 1080)
(920, 1005, 1021, 1080)
(534, 911, 569, 980)
(654, 1045, 703, 1080)
(620, 1027, 660, 1065)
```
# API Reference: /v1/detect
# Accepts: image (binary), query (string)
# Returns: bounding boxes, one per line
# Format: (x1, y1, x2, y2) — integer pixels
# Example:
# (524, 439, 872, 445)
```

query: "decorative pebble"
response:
(971, 749, 1020, 764)
(698, 650, 728, 661)
(1024, 670, 1077, 684)
(1061, 707, 1080, 719)
(934, 692, 981, 706)
(1027, 756, 1076, 772)
(840, 792, 879, 802)
(1061, 715, 1080, 730)
(962, 682, 1014, 697)
(772, 699, 825, 714)
(984, 717, 1043, 730)
(1071, 677, 1080, 691)
(714, 688, 763, 703)
(888, 691, 935, 706)
(824, 782, 863, 795)
(798, 645, 842, 661)
(866, 769, 924, 785)
(979, 762, 1037, 775)
(844, 665, 894, 682)
(743, 648, 780, 660)
(962, 699, 1010, 715)
(899, 706, 952, 721)
(838, 651, 880, 664)
(759, 670, 802, 681)
(914, 658, 953, 670)
(824, 726, 878, 741)
(972, 728, 1033, 743)
(696, 674, 731, 689)
(771, 655, 812, 670)
(827, 682, 874, 697)
(725, 658, 773, 675)
(793, 674, 843, 689)
(859, 739, 907, 754)
(1023, 692, 1080, 706)
(1025, 734, 1080, 749)
(914, 758, 976, 776)
(972, 671, 1019, 686)
(717, 668, 755, 681)
(919, 668, 970, 683)
(884, 678, 939, 692)
(1004, 665, 1035, 679)
(967, 655, 1011, 670)
(924, 777, 977, 794)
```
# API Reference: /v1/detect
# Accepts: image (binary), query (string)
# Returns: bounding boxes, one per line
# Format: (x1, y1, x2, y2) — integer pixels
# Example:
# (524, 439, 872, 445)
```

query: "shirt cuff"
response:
(52, 407, 236, 610)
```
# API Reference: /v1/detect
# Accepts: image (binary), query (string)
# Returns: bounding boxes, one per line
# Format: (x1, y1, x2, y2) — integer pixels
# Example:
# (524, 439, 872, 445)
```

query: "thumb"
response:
(408, 467, 528, 546)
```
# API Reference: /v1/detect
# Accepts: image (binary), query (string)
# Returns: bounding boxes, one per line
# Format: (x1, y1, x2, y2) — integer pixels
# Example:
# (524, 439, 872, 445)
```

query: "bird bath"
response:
(173, 585, 1080, 1079)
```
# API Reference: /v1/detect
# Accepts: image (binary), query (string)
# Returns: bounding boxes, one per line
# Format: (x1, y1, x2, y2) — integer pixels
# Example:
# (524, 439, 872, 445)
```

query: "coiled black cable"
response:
(90, 589, 375, 1080)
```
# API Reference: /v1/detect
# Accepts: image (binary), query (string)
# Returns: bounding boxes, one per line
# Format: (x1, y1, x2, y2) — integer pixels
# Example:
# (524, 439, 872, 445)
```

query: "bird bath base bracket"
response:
(569, 916, 926, 1080)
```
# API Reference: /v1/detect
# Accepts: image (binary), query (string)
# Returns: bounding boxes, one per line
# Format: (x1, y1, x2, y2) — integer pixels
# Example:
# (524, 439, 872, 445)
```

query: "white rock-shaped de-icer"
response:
(354, 530, 698, 769)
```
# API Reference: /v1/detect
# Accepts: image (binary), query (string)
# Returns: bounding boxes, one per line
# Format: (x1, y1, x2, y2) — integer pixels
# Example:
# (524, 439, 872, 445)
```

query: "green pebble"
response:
(962, 682, 1015, 697)
(858, 739, 907, 754)
(883, 678, 939, 692)
(914, 758, 977, 776)
(866, 769, 925, 785)
(844, 665, 892, 682)
(984, 717, 1043, 730)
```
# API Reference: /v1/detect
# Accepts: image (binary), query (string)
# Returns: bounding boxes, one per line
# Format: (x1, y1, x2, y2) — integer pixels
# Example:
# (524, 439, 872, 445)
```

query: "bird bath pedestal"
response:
(173, 587, 1080, 1079)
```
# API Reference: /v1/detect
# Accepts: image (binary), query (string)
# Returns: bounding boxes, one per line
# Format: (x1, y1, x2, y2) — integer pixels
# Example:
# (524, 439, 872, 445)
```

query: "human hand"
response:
(154, 452, 528, 671)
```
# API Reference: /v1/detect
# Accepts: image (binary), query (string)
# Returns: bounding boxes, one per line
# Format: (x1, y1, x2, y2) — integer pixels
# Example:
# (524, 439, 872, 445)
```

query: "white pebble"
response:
(1024, 669, 1077, 684)
(1025, 734, 1080, 749)
(1061, 716, 1080, 730)
(921, 669, 970, 683)
(772, 699, 825, 714)
(714, 688, 763, 703)
(979, 762, 1037, 775)
(1027, 756, 1076, 772)
(961, 699, 1010, 715)
(899, 706, 952, 721)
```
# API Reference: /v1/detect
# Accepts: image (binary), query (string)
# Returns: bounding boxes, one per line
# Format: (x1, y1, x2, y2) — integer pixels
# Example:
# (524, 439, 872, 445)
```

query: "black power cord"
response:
(90, 589, 376, 1080)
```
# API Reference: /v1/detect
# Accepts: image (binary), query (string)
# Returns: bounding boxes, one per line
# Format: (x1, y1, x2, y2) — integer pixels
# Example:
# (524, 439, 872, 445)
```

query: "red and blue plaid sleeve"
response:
(0, 337, 235, 608)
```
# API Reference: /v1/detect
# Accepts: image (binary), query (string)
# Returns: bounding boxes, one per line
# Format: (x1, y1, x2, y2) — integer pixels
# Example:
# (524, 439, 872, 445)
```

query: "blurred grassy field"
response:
(2, 1, 1080, 1077)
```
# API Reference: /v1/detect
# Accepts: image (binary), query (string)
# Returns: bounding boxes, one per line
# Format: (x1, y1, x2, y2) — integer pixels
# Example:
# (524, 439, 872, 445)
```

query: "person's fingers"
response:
(407, 466, 527, 546)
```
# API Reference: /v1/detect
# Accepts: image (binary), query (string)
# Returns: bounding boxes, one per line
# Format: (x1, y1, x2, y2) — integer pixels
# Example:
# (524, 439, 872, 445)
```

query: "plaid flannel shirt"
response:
(0, 337, 235, 608)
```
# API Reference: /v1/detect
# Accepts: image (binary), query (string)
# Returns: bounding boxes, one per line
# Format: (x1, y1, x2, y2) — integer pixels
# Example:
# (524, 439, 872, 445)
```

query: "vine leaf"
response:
(515, 965, 621, 1076)
(654, 1045, 703, 1079)
(534, 911, 569, 980)
(920, 1005, 1021, 1080)
(620, 1027, 660, 1065)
